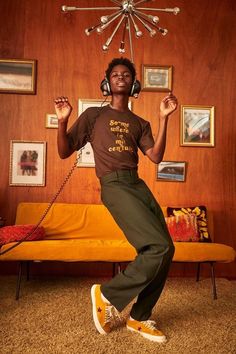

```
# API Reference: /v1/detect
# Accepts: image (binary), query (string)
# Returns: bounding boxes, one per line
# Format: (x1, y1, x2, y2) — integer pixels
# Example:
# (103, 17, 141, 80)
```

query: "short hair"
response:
(105, 57, 136, 82)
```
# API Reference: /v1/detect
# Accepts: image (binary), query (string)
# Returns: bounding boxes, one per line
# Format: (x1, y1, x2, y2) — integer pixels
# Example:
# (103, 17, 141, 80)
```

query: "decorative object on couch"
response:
(165, 214, 200, 242)
(0, 224, 46, 246)
(167, 206, 211, 242)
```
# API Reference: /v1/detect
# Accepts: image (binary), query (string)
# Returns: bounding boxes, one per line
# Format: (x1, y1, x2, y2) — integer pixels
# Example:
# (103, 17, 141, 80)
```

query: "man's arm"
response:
(54, 96, 74, 159)
(145, 93, 178, 164)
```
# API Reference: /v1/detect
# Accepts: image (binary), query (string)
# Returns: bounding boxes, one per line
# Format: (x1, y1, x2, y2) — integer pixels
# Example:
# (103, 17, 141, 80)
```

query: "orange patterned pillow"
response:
(0, 225, 45, 245)
(167, 206, 211, 242)
(165, 214, 200, 242)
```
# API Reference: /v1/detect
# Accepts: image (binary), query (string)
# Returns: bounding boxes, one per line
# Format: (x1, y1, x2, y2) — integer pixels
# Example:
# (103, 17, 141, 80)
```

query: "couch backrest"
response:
(15, 203, 126, 240)
(15, 203, 213, 241)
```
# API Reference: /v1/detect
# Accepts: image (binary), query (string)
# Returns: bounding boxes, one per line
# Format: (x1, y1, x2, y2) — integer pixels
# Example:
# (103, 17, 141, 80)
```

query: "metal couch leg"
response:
(210, 262, 217, 300)
(196, 262, 201, 282)
(16, 261, 23, 300)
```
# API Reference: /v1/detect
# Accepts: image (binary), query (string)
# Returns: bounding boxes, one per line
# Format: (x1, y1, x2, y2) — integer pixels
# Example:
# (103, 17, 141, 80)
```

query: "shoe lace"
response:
(105, 305, 123, 326)
(140, 320, 157, 331)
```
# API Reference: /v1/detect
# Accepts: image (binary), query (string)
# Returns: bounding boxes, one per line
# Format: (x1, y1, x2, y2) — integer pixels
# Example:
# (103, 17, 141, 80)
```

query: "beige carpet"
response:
(0, 276, 236, 354)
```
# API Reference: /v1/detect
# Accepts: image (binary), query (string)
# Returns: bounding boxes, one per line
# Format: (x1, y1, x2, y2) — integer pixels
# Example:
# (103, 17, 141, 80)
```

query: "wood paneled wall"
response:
(0, 0, 235, 277)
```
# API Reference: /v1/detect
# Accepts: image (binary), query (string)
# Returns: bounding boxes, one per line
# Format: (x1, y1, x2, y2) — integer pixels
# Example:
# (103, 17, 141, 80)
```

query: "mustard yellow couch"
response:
(0, 202, 235, 300)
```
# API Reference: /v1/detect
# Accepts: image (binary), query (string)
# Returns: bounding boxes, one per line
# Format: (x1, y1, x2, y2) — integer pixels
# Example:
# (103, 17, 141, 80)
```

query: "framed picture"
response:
(9, 141, 46, 186)
(78, 98, 132, 115)
(0, 59, 37, 94)
(180, 105, 215, 147)
(142, 65, 172, 92)
(157, 161, 186, 182)
(46, 113, 58, 128)
(77, 98, 132, 167)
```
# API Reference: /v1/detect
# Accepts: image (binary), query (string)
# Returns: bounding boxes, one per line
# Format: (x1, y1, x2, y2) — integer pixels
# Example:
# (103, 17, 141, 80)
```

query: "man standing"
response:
(55, 57, 178, 342)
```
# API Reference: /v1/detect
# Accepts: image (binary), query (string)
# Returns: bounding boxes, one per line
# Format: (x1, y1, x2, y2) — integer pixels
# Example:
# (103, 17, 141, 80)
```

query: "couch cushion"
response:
(0, 239, 235, 263)
(167, 206, 211, 242)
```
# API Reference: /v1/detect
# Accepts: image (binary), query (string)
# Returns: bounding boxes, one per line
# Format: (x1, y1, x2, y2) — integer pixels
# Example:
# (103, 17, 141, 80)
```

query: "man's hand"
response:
(54, 96, 72, 122)
(160, 92, 178, 118)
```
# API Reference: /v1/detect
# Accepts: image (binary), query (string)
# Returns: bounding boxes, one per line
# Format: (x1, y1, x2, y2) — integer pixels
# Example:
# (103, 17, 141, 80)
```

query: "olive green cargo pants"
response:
(100, 170, 175, 321)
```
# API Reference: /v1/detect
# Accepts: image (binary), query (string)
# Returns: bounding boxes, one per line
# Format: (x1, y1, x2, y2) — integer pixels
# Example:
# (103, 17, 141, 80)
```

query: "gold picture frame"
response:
(180, 105, 215, 147)
(46, 113, 58, 128)
(9, 140, 46, 186)
(142, 64, 173, 92)
(0, 59, 37, 94)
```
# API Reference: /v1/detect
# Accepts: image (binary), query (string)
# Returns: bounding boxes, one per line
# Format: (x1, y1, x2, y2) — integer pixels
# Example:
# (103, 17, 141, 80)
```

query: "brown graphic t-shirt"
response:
(67, 105, 154, 177)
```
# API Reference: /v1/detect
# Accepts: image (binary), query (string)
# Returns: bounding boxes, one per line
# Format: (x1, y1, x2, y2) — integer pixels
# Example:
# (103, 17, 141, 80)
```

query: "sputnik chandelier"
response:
(62, 1, 180, 62)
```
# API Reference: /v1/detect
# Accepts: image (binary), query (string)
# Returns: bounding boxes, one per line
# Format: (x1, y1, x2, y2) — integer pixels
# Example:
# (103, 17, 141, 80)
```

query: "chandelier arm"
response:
(133, 13, 156, 36)
(127, 16, 134, 63)
(134, 0, 155, 5)
(103, 14, 126, 50)
(98, 11, 123, 32)
(119, 16, 128, 53)
(85, 23, 102, 36)
(62, 6, 120, 12)
(100, 9, 124, 24)
(134, 12, 167, 35)
(109, 0, 123, 5)
(136, 7, 180, 14)
(129, 14, 142, 37)
(134, 9, 158, 23)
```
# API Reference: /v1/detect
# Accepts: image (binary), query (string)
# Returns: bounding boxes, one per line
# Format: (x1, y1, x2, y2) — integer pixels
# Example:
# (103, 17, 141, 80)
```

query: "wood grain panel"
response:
(0, 0, 235, 277)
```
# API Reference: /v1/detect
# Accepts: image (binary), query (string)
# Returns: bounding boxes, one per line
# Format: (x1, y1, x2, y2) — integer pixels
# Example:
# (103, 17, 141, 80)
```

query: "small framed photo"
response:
(77, 98, 132, 167)
(9, 141, 46, 186)
(180, 105, 215, 147)
(76, 142, 95, 167)
(0, 59, 37, 94)
(46, 113, 58, 128)
(142, 65, 172, 92)
(78, 98, 132, 115)
(157, 161, 186, 182)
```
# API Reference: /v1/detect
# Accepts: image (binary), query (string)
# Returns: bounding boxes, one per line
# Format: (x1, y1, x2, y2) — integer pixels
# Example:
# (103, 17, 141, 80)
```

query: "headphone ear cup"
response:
(130, 79, 141, 98)
(100, 78, 111, 96)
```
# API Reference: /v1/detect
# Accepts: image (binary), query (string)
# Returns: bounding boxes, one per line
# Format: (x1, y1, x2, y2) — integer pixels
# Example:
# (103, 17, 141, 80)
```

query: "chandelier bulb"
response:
(173, 7, 180, 15)
(102, 44, 109, 51)
(97, 27, 104, 34)
(152, 16, 159, 24)
(119, 48, 125, 53)
(101, 16, 108, 24)
(161, 28, 168, 36)
(149, 29, 156, 37)
(135, 30, 143, 38)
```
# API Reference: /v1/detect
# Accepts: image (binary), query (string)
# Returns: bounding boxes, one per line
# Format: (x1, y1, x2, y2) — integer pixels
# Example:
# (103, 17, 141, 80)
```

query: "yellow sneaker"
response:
(126, 318, 167, 343)
(91, 284, 120, 335)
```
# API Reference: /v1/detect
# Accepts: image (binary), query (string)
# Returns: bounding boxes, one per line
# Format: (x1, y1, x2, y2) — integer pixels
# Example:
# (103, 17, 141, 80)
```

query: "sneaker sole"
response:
(127, 325, 167, 343)
(91, 284, 108, 335)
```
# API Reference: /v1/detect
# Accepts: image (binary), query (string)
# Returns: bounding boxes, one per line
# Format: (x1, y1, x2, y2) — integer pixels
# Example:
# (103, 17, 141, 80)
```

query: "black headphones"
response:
(100, 77, 141, 98)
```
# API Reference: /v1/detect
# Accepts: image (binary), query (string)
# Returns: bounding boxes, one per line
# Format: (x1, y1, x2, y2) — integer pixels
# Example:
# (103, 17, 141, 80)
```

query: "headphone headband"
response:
(100, 77, 141, 98)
